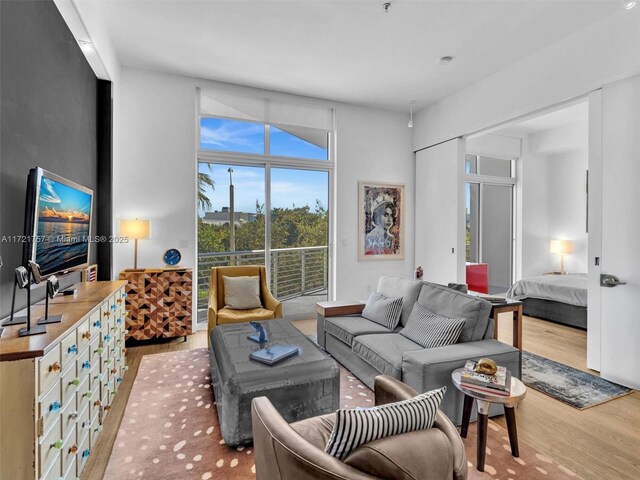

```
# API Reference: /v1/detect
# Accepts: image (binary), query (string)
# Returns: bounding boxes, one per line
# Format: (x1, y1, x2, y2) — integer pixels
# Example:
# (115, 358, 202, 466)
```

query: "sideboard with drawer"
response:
(0, 281, 128, 480)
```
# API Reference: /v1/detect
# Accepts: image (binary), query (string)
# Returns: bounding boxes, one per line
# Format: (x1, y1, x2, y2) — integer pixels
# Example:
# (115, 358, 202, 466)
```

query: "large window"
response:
(196, 89, 334, 325)
(465, 155, 515, 294)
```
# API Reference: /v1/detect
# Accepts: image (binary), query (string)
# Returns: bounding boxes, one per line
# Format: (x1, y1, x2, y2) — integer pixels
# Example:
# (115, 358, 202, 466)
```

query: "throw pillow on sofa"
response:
(400, 302, 466, 348)
(223, 276, 262, 309)
(325, 386, 446, 460)
(361, 291, 403, 330)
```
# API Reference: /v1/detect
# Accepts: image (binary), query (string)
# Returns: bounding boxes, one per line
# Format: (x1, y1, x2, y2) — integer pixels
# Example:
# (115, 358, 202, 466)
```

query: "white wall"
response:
(413, 8, 640, 150)
(546, 150, 588, 273)
(334, 105, 415, 300)
(113, 68, 415, 311)
(517, 122, 588, 277)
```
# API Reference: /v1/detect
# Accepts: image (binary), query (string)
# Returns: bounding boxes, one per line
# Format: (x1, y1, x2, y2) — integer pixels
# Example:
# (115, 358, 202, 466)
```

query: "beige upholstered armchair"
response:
(252, 375, 467, 480)
(207, 265, 282, 336)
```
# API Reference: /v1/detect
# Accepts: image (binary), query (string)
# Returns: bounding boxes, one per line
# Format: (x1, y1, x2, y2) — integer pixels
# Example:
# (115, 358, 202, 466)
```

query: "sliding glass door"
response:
(197, 162, 330, 323)
(465, 155, 515, 294)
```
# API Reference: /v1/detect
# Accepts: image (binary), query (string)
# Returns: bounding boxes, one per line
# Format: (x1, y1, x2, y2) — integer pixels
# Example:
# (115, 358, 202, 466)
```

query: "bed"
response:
(506, 274, 587, 329)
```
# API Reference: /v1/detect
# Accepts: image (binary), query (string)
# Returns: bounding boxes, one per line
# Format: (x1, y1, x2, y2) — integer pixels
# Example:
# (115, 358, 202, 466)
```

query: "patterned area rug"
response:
(105, 348, 581, 479)
(523, 351, 633, 409)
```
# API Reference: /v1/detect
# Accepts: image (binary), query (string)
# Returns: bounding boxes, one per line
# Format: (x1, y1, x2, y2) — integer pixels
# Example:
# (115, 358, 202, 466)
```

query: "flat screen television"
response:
(22, 167, 94, 277)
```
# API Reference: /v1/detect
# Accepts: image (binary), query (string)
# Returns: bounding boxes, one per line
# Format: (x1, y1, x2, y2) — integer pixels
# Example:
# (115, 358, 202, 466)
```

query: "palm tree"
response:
(198, 165, 215, 212)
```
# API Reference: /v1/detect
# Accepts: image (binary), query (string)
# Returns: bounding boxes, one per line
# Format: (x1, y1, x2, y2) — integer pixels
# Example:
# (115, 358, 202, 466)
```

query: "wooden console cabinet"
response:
(0, 281, 128, 480)
(119, 269, 192, 341)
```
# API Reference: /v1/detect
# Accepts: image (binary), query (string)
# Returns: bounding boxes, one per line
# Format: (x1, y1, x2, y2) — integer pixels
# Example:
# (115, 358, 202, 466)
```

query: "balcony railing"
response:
(197, 246, 328, 311)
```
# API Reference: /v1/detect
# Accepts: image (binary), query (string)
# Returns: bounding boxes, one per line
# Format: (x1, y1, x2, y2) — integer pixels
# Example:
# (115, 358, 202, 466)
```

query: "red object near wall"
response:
(466, 263, 488, 294)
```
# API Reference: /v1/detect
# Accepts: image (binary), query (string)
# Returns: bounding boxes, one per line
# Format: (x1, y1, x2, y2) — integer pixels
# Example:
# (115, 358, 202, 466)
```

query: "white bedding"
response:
(506, 274, 587, 307)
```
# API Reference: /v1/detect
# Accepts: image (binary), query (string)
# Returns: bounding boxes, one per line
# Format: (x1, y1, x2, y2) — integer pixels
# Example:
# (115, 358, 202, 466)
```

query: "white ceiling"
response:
(76, 0, 620, 112)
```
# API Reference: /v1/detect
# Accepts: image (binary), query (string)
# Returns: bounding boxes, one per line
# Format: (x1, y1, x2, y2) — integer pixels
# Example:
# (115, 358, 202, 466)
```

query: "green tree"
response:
(198, 166, 215, 211)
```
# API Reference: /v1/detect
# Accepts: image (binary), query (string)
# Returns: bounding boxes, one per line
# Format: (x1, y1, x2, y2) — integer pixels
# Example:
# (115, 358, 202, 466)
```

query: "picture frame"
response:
(358, 181, 405, 261)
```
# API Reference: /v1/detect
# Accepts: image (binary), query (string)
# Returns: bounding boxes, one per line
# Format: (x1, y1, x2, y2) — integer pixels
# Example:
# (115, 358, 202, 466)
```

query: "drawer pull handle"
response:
(124, 365, 129, 371)
(49, 401, 61, 412)
(82, 448, 91, 458)
(82, 421, 90, 428)
(67, 344, 78, 354)
(122, 292, 127, 298)
(95, 347, 104, 356)
(104, 334, 111, 342)
(123, 312, 129, 317)
(69, 411, 79, 419)
(117, 377, 122, 383)
(84, 390, 92, 399)
(124, 329, 130, 335)
(94, 373, 104, 382)
(111, 304, 117, 311)
(94, 400, 101, 407)
(70, 377, 81, 386)
(117, 298, 123, 304)
(94, 320, 102, 327)
(49, 362, 61, 373)
(111, 368, 117, 374)
(82, 331, 91, 340)
(69, 444, 78, 454)
(51, 439, 64, 449)
(122, 348, 127, 355)
(82, 361, 91, 370)
(106, 359, 113, 365)
(104, 406, 111, 412)
(116, 318, 122, 325)
(95, 424, 104, 432)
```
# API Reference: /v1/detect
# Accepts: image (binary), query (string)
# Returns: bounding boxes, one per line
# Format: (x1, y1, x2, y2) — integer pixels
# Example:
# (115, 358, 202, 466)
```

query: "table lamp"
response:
(549, 239, 573, 275)
(120, 219, 150, 271)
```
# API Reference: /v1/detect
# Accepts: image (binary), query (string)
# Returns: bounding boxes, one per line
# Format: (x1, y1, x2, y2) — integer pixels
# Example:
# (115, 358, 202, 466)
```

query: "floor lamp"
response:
(121, 219, 150, 272)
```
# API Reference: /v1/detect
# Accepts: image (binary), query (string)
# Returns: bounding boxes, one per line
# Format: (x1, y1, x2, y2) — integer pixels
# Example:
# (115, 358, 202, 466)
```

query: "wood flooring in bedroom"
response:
(81, 316, 640, 480)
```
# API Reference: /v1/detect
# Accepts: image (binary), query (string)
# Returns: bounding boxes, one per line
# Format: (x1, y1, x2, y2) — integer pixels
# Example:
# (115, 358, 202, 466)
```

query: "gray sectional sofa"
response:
(317, 275, 522, 424)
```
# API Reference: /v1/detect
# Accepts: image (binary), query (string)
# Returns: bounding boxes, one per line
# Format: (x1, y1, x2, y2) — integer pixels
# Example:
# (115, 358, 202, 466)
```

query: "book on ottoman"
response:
(250, 344, 299, 365)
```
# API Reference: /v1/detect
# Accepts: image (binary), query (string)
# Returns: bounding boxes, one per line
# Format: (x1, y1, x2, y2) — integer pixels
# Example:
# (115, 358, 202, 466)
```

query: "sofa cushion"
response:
(325, 387, 445, 460)
(352, 334, 423, 379)
(217, 307, 275, 325)
(362, 292, 403, 329)
(400, 303, 466, 348)
(417, 282, 492, 342)
(377, 276, 422, 327)
(344, 428, 454, 480)
(325, 316, 393, 347)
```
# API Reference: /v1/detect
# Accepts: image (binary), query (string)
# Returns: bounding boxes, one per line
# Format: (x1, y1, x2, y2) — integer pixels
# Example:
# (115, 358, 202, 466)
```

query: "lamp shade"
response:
(550, 239, 573, 255)
(120, 219, 150, 240)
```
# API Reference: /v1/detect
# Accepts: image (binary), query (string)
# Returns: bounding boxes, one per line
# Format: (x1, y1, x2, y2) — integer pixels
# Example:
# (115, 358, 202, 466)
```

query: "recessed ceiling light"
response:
(439, 56, 454, 66)
(624, 1, 637, 10)
(78, 40, 94, 51)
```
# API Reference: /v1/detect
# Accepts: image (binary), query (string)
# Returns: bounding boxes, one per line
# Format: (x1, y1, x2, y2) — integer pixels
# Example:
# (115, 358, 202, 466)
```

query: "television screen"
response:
(24, 168, 93, 276)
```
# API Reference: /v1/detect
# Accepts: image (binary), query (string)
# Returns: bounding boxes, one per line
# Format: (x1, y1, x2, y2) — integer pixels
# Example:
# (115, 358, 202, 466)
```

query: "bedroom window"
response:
(466, 155, 515, 294)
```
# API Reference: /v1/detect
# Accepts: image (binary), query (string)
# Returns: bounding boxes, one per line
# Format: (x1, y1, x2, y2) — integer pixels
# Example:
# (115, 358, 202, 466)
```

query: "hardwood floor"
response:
(493, 313, 640, 480)
(83, 316, 640, 480)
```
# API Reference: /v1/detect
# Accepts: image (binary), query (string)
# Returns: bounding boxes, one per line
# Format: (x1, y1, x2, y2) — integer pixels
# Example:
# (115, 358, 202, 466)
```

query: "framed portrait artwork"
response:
(358, 181, 405, 260)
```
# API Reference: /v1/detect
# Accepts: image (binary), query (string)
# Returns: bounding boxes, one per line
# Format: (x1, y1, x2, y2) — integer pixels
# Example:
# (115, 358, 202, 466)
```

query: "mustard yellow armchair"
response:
(207, 265, 283, 336)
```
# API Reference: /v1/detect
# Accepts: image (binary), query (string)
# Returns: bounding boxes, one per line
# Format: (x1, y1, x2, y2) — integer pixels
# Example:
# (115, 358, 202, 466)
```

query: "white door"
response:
(597, 75, 640, 389)
(415, 139, 466, 285)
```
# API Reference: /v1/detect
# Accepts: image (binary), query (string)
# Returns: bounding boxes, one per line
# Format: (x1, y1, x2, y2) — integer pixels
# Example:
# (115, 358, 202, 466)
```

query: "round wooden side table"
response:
(451, 368, 527, 472)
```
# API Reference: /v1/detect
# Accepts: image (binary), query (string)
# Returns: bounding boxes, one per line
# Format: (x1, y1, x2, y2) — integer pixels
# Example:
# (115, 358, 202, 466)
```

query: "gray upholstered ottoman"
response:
(209, 319, 340, 446)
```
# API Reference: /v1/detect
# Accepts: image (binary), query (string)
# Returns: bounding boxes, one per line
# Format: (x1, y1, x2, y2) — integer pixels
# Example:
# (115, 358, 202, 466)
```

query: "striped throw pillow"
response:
(325, 387, 446, 460)
(361, 291, 403, 330)
(399, 303, 466, 348)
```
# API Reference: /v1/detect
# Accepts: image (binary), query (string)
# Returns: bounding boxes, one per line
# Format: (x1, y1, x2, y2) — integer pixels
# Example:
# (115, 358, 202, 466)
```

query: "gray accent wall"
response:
(1, 0, 102, 318)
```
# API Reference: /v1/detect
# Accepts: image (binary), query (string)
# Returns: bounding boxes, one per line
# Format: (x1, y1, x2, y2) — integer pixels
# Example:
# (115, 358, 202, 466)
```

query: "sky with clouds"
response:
(198, 117, 329, 216)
